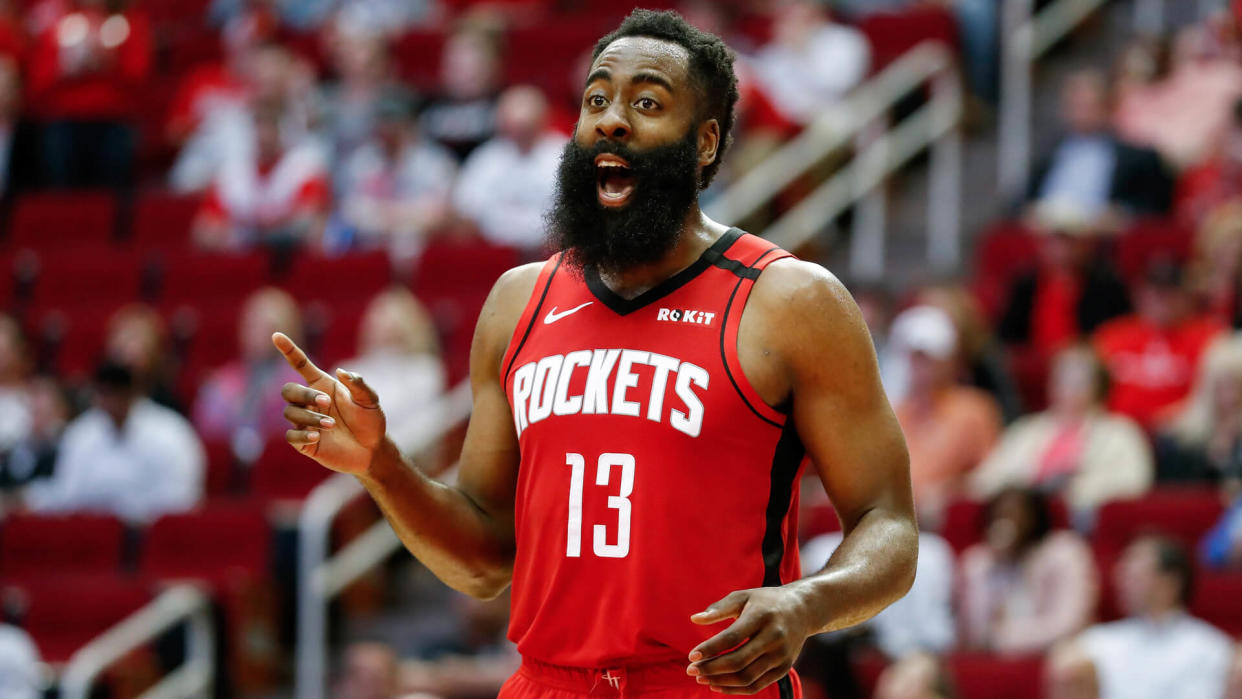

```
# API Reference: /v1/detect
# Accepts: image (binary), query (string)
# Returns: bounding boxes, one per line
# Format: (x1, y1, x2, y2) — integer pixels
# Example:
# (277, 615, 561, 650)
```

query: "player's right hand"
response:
(273, 332, 387, 475)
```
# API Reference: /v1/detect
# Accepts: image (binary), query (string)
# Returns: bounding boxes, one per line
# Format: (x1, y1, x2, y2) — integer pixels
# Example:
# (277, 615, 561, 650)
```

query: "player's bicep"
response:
(782, 269, 913, 531)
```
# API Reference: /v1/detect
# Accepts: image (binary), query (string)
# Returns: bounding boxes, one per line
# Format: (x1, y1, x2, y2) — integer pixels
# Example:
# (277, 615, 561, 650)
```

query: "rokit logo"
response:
(656, 308, 716, 326)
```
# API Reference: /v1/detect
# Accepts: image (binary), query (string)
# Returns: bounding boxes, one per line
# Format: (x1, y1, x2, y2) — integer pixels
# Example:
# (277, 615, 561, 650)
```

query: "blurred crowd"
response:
(788, 4, 1242, 698)
(0, 0, 1241, 697)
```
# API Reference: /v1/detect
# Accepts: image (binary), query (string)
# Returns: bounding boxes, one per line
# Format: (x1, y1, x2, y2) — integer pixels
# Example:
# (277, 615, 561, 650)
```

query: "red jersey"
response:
(501, 229, 805, 680)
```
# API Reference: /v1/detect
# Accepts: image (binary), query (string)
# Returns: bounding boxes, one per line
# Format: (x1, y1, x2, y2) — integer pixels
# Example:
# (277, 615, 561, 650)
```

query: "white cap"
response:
(890, 305, 957, 360)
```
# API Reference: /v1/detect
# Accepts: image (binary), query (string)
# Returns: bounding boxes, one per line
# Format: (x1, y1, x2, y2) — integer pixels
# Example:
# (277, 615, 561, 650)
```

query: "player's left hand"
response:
(686, 587, 816, 694)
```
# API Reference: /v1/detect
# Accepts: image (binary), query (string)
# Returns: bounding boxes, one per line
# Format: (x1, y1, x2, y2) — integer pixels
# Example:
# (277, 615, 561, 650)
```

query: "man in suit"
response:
(1026, 69, 1174, 219)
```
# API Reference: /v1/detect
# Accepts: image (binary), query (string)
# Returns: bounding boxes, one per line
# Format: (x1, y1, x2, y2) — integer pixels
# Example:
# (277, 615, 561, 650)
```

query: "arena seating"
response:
(12, 574, 153, 662)
(0, 513, 126, 580)
(131, 192, 203, 251)
(6, 190, 118, 252)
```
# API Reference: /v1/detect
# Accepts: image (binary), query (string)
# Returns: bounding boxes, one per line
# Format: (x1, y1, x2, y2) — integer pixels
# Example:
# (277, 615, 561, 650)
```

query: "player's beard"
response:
(544, 127, 701, 276)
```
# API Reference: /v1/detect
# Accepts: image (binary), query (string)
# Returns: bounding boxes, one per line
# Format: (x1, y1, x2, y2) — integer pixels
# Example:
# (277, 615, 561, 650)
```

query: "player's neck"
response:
(596, 206, 730, 300)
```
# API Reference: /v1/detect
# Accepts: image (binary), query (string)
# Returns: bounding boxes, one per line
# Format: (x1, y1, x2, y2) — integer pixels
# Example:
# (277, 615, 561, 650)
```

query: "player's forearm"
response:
(788, 506, 917, 635)
(358, 439, 514, 598)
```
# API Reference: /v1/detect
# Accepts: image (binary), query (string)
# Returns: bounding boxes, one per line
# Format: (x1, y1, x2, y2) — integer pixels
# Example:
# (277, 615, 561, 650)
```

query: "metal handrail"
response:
(706, 41, 963, 278)
(998, 0, 1106, 197)
(296, 379, 474, 699)
(60, 584, 214, 699)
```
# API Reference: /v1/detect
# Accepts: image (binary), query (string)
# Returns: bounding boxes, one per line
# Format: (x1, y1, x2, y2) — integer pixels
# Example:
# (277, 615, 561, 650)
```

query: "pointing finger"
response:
(336, 368, 379, 409)
(273, 332, 328, 384)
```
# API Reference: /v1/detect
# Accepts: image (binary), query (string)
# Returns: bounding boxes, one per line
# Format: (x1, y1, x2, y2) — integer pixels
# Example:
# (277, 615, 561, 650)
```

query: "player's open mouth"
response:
(595, 154, 635, 208)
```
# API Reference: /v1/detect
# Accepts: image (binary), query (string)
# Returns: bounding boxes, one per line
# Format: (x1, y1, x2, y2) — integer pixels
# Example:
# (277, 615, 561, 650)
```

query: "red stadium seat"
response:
(948, 653, 1043, 699)
(131, 191, 203, 252)
(250, 440, 332, 501)
(856, 6, 958, 72)
(971, 221, 1040, 323)
(27, 249, 146, 313)
(140, 501, 271, 587)
(504, 21, 605, 97)
(1192, 571, 1242, 638)
(800, 502, 842, 541)
(157, 251, 269, 313)
(138, 499, 282, 689)
(10, 574, 152, 662)
(203, 438, 238, 497)
(0, 514, 126, 579)
(411, 239, 519, 383)
(1093, 488, 1225, 560)
(393, 29, 447, 91)
(302, 297, 367, 371)
(1114, 217, 1194, 285)
(279, 251, 392, 307)
(7, 190, 118, 252)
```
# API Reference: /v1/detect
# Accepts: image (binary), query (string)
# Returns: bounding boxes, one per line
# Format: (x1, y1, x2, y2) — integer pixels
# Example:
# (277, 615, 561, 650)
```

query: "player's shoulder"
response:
(749, 257, 858, 328)
(481, 261, 545, 329)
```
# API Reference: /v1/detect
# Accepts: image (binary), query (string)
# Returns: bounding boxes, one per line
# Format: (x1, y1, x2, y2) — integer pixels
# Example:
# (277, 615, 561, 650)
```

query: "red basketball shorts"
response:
(498, 658, 803, 698)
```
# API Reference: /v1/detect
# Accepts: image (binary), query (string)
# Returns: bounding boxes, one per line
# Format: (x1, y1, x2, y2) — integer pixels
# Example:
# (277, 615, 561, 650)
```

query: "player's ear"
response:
(696, 118, 720, 170)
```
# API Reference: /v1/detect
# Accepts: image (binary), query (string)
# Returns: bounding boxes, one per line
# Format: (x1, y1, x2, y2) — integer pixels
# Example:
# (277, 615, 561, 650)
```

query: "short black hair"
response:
(591, 9, 739, 189)
(93, 360, 134, 392)
(1145, 535, 1195, 606)
(985, 486, 1053, 549)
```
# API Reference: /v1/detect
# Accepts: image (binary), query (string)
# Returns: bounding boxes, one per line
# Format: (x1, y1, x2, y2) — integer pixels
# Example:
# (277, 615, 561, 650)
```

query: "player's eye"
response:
(635, 97, 659, 110)
(588, 94, 608, 108)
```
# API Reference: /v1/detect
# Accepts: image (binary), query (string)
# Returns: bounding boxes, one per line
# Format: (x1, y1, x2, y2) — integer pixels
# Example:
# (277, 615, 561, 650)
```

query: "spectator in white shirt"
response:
(332, 89, 456, 261)
(0, 622, 40, 699)
(1047, 535, 1233, 699)
(958, 487, 1097, 655)
(452, 85, 566, 252)
(750, 0, 870, 126)
(798, 528, 954, 698)
(25, 362, 204, 524)
(342, 288, 446, 458)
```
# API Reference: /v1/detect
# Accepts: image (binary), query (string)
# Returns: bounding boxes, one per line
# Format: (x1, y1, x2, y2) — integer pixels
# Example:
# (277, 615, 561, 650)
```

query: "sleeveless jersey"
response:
(501, 228, 806, 673)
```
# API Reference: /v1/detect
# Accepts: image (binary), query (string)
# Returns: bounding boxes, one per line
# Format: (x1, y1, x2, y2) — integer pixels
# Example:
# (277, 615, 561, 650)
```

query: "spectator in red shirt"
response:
(1093, 259, 1226, 430)
(25, 0, 151, 189)
(999, 206, 1132, 362)
(191, 96, 330, 252)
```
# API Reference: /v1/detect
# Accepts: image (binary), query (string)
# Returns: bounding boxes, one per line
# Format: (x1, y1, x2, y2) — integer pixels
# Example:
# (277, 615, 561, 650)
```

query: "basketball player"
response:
(274, 10, 916, 697)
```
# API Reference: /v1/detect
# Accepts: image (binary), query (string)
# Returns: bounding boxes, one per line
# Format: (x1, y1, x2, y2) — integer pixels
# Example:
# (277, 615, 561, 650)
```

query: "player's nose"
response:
(594, 102, 630, 142)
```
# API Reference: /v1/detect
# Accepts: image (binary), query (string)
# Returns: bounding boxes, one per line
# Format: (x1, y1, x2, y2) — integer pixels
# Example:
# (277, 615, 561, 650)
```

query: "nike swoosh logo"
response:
(544, 302, 593, 324)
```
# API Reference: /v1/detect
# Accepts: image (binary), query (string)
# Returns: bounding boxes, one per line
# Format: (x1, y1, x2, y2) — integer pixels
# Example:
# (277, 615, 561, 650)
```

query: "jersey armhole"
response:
(720, 248, 794, 429)
(500, 254, 563, 387)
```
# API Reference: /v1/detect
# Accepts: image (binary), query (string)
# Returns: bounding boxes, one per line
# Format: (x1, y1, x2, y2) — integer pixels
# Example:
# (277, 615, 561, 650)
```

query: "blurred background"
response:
(0, 0, 1241, 697)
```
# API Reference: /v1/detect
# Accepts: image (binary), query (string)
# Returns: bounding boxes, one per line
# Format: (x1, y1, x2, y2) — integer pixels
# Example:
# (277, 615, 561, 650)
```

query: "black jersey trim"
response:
(503, 255, 563, 387)
(702, 242, 776, 280)
(719, 246, 784, 429)
(583, 228, 745, 316)
(762, 421, 805, 588)
(777, 674, 794, 699)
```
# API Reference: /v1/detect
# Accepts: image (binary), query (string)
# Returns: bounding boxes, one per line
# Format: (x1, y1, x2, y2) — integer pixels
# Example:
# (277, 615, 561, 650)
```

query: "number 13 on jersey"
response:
(565, 452, 634, 559)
